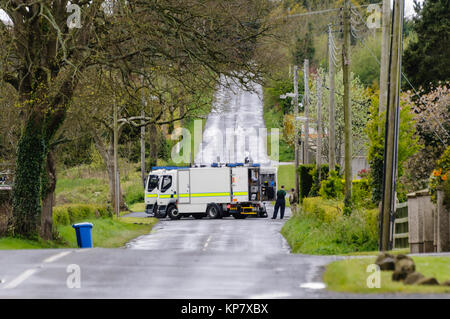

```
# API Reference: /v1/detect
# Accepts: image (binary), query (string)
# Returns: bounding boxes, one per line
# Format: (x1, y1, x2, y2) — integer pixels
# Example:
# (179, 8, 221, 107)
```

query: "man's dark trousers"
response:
(272, 199, 285, 219)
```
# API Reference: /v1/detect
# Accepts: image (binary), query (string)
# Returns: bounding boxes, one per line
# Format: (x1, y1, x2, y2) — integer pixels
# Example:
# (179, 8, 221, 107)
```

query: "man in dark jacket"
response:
(272, 185, 286, 219)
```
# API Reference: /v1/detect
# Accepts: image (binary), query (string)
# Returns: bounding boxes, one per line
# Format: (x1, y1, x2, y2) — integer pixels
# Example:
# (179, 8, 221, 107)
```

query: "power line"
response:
(351, 30, 449, 143)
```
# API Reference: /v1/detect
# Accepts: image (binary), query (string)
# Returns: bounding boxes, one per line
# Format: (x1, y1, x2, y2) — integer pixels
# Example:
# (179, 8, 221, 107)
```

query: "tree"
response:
(403, 0, 450, 90)
(402, 83, 450, 191)
(0, 0, 272, 239)
(367, 90, 421, 203)
(292, 22, 315, 66)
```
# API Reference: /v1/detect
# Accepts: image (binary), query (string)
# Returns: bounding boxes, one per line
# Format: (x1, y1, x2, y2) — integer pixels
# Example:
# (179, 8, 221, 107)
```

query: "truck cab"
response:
(155, 170, 178, 218)
(144, 169, 163, 216)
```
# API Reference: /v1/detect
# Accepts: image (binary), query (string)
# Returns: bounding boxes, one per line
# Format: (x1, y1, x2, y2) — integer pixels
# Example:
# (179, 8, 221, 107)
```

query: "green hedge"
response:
(53, 204, 113, 226)
(284, 196, 379, 254)
(298, 164, 315, 201)
(298, 164, 341, 200)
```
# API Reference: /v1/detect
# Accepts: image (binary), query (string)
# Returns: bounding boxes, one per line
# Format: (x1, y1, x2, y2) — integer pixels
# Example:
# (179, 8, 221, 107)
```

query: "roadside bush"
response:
(124, 182, 145, 206)
(302, 197, 344, 223)
(53, 204, 112, 226)
(309, 164, 331, 197)
(282, 197, 379, 254)
(298, 164, 315, 201)
(352, 178, 374, 208)
(319, 170, 344, 200)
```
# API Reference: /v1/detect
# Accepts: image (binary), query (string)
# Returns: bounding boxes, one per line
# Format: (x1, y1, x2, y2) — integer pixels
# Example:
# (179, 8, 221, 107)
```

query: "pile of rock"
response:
(375, 252, 450, 286)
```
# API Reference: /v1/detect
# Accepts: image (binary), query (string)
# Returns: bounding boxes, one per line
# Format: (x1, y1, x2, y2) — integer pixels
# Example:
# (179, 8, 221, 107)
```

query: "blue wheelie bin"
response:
(72, 222, 94, 248)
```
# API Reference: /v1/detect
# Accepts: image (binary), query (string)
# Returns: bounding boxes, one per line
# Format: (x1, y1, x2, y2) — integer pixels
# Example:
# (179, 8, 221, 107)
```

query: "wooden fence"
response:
(393, 202, 409, 249)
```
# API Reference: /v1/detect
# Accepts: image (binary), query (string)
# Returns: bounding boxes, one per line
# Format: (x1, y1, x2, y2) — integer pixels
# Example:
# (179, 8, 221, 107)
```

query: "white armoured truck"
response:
(144, 164, 277, 220)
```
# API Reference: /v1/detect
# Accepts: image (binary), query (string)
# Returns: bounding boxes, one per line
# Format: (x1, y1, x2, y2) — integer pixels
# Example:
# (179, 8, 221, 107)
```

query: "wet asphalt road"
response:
(0, 207, 341, 298)
(1, 208, 449, 298)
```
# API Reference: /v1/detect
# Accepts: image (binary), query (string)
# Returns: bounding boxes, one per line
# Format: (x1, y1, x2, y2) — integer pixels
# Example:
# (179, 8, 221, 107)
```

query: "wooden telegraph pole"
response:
(293, 65, 300, 199)
(303, 59, 310, 164)
(113, 95, 120, 217)
(140, 75, 146, 187)
(380, 0, 405, 251)
(328, 24, 336, 171)
(379, 0, 391, 116)
(316, 76, 322, 180)
(342, 0, 352, 210)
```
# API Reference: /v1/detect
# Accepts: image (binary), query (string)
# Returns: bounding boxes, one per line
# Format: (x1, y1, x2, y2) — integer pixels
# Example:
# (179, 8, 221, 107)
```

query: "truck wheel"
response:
(206, 204, 221, 219)
(258, 207, 268, 218)
(167, 205, 181, 220)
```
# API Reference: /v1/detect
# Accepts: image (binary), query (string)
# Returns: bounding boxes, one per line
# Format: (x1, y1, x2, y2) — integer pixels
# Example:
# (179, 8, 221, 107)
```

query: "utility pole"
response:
(379, 0, 391, 116)
(342, 0, 352, 210)
(328, 24, 336, 171)
(140, 75, 146, 187)
(380, 0, 405, 251)
(113, 95, 120, 217)
(303, 59, 310, 164)
(316, 76, 322, 180)
(293, 65, 300, 199)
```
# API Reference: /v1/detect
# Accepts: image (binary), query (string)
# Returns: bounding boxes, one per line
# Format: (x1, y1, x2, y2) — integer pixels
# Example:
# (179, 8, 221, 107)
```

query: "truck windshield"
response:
(147, 175, 159, 192)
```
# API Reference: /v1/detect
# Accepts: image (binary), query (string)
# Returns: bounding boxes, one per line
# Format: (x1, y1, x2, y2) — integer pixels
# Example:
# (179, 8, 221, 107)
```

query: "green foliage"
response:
(403, 0, 450, 90)
(319, 170, 344, 200)
(263, 79, 296, 115)
(351, 34, 381, 88)
(302, 197, 344, 223)
(292, 22, 315, 66)
(351, 178, 374, 209)
(308, 69, 371, 158)
(12, 113, 45, 238)
(52, 204, 112, 226)
(58, 135, 93, 168)
(298, 164, 315, 200)
(309, 164, 330, 196)
(124, 182, 145, 206)
(158, 135, 171, 161)
(281, 197, 379, 255)
(366, 90, 420, 202)
(429, 146, 450, 205)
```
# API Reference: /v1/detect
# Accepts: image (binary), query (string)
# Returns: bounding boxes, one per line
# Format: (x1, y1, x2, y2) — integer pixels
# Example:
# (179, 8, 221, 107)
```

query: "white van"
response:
(145, 164, 277, 220)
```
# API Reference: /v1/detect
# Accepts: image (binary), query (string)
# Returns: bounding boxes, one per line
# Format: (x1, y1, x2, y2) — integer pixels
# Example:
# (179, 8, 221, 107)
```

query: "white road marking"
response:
(202, 236, 212, 251)
(3, 251, 73, 289)
(249, 292, 291, 299)
(299, 282, 326, 289)
(3, 269, 38, 289)
(43, 251, 72, 263)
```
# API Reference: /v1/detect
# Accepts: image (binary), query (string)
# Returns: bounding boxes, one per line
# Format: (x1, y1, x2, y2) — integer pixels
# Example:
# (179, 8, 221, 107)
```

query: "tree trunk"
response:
(12, 110, 45, 238)
(148, 124, 158, 168)
(93, 134, 126, 211)
(40, 151, 56, 240)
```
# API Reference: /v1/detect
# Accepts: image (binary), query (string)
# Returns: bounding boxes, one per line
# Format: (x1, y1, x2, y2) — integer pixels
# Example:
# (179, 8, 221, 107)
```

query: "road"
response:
(195, 76, 271, 165)
(1, 80, 448, 299)
(0, 207, 345, 298)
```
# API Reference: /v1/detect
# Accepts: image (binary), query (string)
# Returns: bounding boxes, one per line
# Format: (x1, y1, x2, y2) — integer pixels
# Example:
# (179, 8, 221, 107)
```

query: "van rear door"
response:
(177, 170, 190, 204)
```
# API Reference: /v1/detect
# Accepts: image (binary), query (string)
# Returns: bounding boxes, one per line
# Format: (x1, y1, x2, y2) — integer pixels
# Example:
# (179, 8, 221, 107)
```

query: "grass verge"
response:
(281, 204, 378, 255)
(323, 256, 450, 294)
(0, 216, 157, 249)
